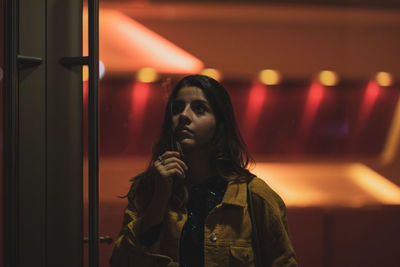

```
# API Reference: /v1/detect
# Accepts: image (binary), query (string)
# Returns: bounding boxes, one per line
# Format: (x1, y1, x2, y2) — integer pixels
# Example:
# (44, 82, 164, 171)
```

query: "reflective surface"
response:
(94, 2, 400, 267)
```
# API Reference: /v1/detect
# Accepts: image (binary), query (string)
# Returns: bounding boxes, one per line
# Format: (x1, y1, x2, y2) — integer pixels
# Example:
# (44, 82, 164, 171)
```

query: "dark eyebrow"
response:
(191, 99, 210, 107)
(172, 99, 210, 107)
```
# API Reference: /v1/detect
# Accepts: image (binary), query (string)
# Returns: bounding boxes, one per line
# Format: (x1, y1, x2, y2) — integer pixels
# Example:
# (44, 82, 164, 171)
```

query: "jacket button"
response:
(209, 233, 217, 242)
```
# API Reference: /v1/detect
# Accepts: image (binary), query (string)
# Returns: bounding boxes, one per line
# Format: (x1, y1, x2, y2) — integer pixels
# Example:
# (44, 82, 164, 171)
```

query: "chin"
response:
(179, 140, 212, 152)
(179, 140, 196, 148)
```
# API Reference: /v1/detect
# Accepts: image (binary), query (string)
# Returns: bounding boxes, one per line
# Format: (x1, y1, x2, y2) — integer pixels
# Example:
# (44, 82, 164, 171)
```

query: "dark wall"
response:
(97, 78, 399, 158)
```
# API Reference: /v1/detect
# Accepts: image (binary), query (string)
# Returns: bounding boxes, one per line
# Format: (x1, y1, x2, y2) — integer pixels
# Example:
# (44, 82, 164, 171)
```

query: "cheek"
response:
(199, 117, 216, 139)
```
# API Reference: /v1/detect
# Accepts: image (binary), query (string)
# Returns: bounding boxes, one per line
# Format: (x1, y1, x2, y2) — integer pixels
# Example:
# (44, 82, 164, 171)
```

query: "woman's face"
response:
(172, 86, 217, 151)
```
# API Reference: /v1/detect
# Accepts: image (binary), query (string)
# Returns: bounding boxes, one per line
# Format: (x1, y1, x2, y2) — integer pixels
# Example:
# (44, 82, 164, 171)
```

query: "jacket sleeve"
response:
(253, 189, 297, 267)
(110, 198, 173, 267)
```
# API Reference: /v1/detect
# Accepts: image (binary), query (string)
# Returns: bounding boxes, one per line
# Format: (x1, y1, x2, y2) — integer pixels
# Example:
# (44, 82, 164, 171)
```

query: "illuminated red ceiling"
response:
(83, 8, 204, 75)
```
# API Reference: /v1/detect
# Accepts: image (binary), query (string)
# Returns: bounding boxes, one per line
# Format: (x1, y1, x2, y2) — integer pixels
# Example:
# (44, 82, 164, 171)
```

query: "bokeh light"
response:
(318, 70, 339, 86)
(200, 68, 222, 82)
(136, 67, 158, 83)
(375, 72, 393, 87)
(258, 69, 282, 85)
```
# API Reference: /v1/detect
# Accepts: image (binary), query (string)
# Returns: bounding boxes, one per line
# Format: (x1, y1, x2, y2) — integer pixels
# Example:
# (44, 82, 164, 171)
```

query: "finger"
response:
(165, 162, 186, 178)
(162, 151, 181, 159)
(168, 168, 185, 179)
(154, 160, 161, 168)
(154, 159, 185, 180)
(164, 157, 188, 172)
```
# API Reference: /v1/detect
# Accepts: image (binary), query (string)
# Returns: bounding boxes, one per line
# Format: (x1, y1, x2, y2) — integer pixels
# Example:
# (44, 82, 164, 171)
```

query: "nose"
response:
(179, 105, 192, 123)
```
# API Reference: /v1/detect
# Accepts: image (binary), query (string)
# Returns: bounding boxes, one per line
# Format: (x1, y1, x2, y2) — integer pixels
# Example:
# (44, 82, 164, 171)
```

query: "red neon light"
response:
(132, 82, 150, 119)
(361, 81, 380, 118)
(299, 82, 324, 138)
(243, 82, 267, 144)
(129, 82, 151, 140)
(83, 81, 88, 103)
(355, 81, 380, 133)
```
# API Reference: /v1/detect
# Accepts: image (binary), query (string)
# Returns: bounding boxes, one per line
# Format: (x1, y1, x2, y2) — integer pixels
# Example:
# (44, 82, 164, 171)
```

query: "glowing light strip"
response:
(348, 163, 400, 204)
(83, 7, 204, 74)
(251, 162, 400, 207)
(380, 96, 400, 165)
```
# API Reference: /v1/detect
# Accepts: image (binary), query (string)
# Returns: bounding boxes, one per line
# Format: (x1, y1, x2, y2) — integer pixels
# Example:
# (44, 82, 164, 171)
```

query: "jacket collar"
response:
(221, 180, 248, 207)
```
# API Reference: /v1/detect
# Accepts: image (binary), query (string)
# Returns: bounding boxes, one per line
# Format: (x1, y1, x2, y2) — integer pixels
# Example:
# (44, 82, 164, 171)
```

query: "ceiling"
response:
(100, 0, 400, 9)
(96, 1, 400, 80)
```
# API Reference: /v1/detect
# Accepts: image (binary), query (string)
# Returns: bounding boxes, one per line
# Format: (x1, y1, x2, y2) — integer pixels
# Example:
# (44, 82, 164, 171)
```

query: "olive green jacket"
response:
(110, 176, 297, 267)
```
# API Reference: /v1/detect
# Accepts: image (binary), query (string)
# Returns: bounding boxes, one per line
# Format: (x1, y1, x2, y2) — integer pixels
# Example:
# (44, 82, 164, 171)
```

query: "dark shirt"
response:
(179, 175, 228, 267)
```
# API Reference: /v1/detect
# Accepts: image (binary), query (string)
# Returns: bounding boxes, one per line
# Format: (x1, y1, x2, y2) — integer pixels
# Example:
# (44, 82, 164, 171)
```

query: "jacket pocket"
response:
(229, 245, 254, 267)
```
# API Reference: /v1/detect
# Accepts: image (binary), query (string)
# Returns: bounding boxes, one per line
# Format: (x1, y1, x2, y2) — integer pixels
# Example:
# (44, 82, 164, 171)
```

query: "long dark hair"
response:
(128, 75, 255, 212)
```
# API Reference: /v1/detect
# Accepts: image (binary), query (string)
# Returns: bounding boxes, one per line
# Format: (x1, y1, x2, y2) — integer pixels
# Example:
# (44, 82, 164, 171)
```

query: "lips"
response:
(177, 126, 193, 137)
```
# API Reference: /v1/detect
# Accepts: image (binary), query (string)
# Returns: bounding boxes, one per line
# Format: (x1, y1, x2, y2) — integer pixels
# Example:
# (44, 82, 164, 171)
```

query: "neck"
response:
(184, 146, 216, 188)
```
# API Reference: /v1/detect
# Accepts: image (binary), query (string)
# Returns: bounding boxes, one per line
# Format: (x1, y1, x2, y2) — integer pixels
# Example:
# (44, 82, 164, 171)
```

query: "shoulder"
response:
(248, 176, 286, 210)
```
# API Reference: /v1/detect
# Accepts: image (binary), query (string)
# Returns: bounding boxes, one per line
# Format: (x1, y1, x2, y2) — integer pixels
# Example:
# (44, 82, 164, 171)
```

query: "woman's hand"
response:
(153, 151, 188, 197)
(137, 151, 188, 235)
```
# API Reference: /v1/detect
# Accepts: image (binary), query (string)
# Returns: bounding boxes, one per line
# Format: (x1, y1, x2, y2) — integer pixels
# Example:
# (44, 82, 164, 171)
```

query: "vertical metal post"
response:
(4, 0, 19, 266)
(88, 0, 99, 266)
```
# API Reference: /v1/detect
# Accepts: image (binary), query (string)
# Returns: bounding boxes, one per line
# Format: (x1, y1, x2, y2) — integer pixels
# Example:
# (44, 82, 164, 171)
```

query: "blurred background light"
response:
(200, 68, 222, 82)
(136, 67, 158, 83)
(242, 82, 267, 147)
(318, 70, 339, 86)
(83, 8, 204, 75)
(82, 62, 105, 82)
(298, 82, 324, 139)
(99, 60, 106, 80)
(380, 97, 400, 165)
(83, 65, 88, 82)
(259, 69, 282, 85)
(252, 162, 400, 207)
(375, 72, 394, 87)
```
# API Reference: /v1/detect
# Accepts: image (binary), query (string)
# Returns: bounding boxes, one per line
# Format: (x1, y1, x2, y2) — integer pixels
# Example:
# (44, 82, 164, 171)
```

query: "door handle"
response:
(59, 56, 89, 67)
(17, 55, 43, 68)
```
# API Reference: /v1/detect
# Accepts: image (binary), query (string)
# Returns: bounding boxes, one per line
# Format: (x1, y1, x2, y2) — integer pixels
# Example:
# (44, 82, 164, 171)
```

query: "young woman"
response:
(110, 75, 297, 267)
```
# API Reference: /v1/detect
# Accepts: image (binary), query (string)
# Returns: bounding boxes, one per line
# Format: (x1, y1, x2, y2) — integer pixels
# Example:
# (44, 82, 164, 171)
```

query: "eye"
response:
(171, 101, 184, 115)
(193, 103, 208, 114)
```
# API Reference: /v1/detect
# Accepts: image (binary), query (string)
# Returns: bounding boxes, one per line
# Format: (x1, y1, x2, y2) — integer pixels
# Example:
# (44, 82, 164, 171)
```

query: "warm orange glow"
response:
(83, 65, 89, 82)
(252, 162, 400, 207)
(136, 68, 158, 83)
(97, 157, 400, 206)
(200, 68, 222, 82)
(318, 70, 338, 86)
(83, 8, 204, 75)
(349, 164, 400, 204)
(380, 97, 400, 165)
(375, 72, 394, 87)
(259, 69, 281, 85)
(82, 62, 105, 81)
